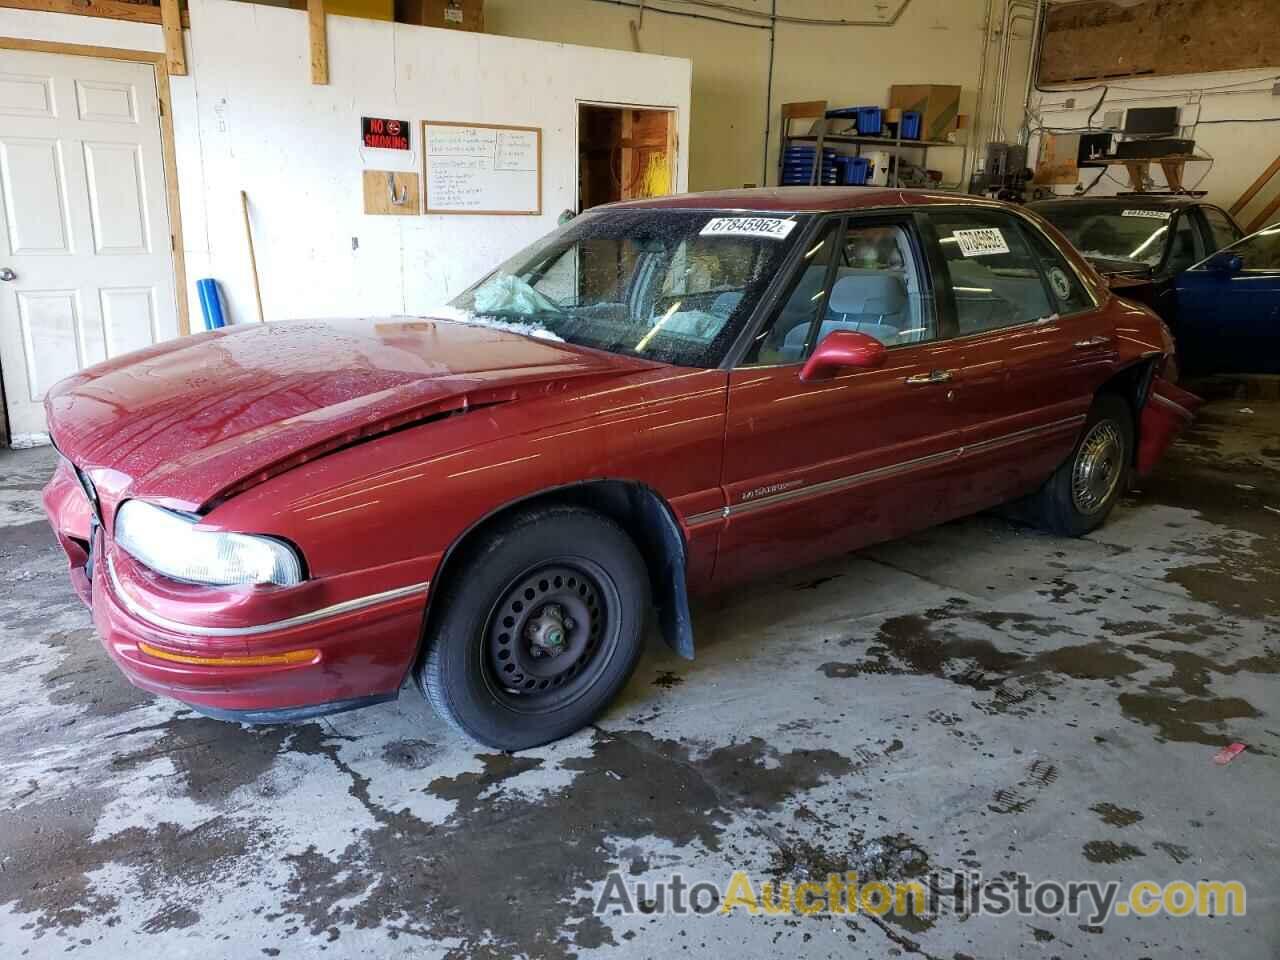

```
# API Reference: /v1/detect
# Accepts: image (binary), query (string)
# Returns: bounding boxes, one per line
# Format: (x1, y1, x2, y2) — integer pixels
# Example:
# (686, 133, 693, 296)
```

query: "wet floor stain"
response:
(989, 758, 1059, 815)
(651, 670, 684, 689)
(821, 611, 1143, 694)
(1152, 841, 1191, 864)
(381, 738, 441, 770)
(1117, 692, 1262, 746)
(277, 729, 856, 959)
(1082, 840, 1145, 864)
(1089, 803, 1144, 828)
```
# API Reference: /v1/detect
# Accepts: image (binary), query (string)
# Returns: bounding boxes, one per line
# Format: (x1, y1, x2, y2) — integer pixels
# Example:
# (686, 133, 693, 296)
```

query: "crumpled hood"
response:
(46, 318, 653, 510)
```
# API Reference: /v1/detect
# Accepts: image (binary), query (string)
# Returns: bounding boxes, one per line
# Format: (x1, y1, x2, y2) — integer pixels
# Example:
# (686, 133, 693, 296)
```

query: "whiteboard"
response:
(423, 122, 542, 215)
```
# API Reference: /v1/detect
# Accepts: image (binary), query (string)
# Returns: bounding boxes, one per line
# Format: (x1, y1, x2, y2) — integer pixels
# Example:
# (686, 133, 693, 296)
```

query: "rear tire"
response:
(1027, 394, 1133, 537)
(416, 506, 649, 750)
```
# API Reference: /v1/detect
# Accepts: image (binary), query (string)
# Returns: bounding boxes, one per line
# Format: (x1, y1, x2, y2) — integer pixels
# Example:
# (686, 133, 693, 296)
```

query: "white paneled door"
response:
(0, 50, 178, 444)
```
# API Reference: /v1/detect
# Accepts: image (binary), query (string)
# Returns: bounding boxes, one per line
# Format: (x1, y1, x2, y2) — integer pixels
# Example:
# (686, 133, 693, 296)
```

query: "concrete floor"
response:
(1, 384, 1278, 959)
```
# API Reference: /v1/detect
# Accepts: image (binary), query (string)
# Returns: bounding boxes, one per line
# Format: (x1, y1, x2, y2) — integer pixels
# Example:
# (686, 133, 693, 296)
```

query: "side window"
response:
(1018, 222, 1094, 315)
(1203, 208, 1243, 252)
(741, 219, 935, 365)
(929, 211, 1055, 335)
(1164, 212, 1204, 273)
(741, 220, 838, 365)
(1224, 226, 1280, 272)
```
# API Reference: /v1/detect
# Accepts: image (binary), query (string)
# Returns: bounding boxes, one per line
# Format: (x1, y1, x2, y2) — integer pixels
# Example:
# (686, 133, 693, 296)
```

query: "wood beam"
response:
(1231, 155, 1280, 218)
(1247, 191, 1280, 235)
(160, 0, 186, 77)
(0, 0, 189, 27)
(308, 0, 328, 86)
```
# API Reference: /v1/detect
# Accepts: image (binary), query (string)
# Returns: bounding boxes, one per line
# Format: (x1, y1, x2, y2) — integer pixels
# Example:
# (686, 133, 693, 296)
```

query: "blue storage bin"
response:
(848, 156, 871, 185)
(901, 110, 923, 141)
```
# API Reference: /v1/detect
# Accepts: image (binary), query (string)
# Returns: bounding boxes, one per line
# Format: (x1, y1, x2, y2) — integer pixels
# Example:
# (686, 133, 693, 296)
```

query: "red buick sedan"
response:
(42, 189, 1195, 749)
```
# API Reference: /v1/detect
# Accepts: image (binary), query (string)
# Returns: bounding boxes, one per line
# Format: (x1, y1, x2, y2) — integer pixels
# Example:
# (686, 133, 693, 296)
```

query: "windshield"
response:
(445, 209, 809, 367)
(1036, 207, 1173, 269)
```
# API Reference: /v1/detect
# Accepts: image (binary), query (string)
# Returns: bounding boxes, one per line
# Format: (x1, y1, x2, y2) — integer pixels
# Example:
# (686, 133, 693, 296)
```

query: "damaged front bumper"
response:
(1136, 377, 1201, 477)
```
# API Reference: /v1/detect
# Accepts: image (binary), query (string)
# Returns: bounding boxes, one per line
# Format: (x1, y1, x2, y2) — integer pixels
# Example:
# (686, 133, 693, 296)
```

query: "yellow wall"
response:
(486, 0, 1002, 192)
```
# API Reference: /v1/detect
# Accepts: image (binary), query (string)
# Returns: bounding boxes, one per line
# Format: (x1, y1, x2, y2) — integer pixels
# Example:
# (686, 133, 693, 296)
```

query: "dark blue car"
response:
(1030, 197, 1249, 379)
(1174, 225, 1280, 376)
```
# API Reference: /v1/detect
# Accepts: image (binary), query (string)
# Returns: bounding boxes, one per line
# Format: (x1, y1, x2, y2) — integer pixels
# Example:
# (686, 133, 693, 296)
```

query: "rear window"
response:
(1035, 206, 1173, 268)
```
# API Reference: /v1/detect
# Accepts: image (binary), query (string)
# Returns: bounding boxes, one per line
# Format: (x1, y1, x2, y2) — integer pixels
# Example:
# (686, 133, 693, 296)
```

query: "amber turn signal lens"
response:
(137, 641, 319, 667)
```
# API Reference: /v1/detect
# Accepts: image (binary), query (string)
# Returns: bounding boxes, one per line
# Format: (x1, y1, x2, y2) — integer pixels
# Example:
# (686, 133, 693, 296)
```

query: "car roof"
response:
(1029, 195, 1206, 212)
(601, 187, 1007, 214)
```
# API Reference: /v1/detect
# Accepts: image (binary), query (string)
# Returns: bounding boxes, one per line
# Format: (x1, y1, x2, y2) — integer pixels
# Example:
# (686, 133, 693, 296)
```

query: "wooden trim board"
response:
(0, 37, 191, 336)
(422, 120, 542, 216)
(0, 0, 190, 27)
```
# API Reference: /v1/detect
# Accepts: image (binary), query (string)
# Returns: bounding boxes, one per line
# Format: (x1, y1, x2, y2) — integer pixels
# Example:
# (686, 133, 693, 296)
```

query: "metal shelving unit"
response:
(778, 100, 965, 189)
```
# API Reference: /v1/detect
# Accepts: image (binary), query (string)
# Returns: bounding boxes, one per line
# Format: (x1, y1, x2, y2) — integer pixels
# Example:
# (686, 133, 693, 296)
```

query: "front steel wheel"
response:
(482, 559, 621, 713)
(417, 506, 649, 750)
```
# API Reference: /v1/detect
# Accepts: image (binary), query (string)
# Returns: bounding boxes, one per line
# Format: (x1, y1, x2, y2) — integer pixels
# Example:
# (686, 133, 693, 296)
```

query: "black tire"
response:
(1027, 394, 1133, 537)
(416, 505, 649, 750)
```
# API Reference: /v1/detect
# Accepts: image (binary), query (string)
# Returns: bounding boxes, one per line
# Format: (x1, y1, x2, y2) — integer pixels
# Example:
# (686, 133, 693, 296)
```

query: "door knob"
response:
(0, 268, 15, 282)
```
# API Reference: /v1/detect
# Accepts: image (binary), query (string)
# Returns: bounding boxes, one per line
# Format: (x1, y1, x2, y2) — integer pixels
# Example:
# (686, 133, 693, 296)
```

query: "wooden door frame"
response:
(0, 37, 191, 336)
(575, 99, 679, 211)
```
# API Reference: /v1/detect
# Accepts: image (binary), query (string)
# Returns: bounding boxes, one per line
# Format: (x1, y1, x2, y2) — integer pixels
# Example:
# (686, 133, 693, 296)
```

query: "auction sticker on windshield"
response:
(953, 227, 1011, 258)
(700, 217, 798, 240)
(1123, 209, 1173, 220)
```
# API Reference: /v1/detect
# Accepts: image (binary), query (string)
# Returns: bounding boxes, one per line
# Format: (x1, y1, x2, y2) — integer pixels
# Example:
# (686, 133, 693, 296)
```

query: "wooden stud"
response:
(1230, 154, 1280, 217)
(1124, 161, 1149, 193)
(1158, 159, 1186, 195)
(0, 37, 191, 336)
(1247, 190, 1280, 234)
(160, 0, 186, 77)
(308, 0, 328, 86)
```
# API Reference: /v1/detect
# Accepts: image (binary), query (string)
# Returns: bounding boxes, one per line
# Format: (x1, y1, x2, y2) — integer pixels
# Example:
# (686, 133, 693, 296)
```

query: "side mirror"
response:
(799, 330, 887, 382)
(1206, 251, 1244, 275)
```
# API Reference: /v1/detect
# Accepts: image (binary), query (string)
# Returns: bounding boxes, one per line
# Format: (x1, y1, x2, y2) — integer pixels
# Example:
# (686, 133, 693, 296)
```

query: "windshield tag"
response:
(952, 227, 1010, 258)
(700, 217, 797, 240)
(1122, 209, 1172, 220)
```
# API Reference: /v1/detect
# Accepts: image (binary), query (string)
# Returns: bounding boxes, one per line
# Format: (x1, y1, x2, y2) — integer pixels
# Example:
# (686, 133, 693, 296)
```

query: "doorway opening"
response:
(577, 103, 677, 212)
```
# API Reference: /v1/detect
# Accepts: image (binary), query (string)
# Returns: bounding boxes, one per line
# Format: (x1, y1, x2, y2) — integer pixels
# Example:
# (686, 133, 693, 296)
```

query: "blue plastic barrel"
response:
(196, 278, 227, 330)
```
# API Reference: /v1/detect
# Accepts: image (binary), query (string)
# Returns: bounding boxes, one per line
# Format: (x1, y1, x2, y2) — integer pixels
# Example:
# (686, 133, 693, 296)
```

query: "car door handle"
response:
(905, 369, 953, 385)
(1074, 336, 1111, 349)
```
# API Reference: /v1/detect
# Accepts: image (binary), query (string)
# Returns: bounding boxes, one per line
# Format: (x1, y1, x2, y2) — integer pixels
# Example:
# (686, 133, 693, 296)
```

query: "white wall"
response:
(1, 1, 692, 326)
(1028, 67, 1280, 225)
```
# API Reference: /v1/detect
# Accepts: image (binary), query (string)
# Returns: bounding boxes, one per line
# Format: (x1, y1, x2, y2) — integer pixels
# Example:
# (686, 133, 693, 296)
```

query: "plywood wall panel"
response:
(1041, 0, 1280, 84)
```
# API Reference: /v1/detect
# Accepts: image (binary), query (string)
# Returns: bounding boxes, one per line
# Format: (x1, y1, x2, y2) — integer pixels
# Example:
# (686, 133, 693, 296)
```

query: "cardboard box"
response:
(889, 84, 962, 143)
(397, 0, 484, 30)
(327, 0, 394, 20)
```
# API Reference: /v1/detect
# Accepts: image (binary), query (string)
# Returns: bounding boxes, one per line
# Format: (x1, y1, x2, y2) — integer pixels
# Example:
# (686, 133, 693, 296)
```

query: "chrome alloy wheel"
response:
(1071, 421, 1124, 515)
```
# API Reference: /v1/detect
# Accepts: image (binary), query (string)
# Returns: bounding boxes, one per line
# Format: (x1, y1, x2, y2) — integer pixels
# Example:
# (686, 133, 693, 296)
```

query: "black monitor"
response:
(1125, 107, 1180, 137)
